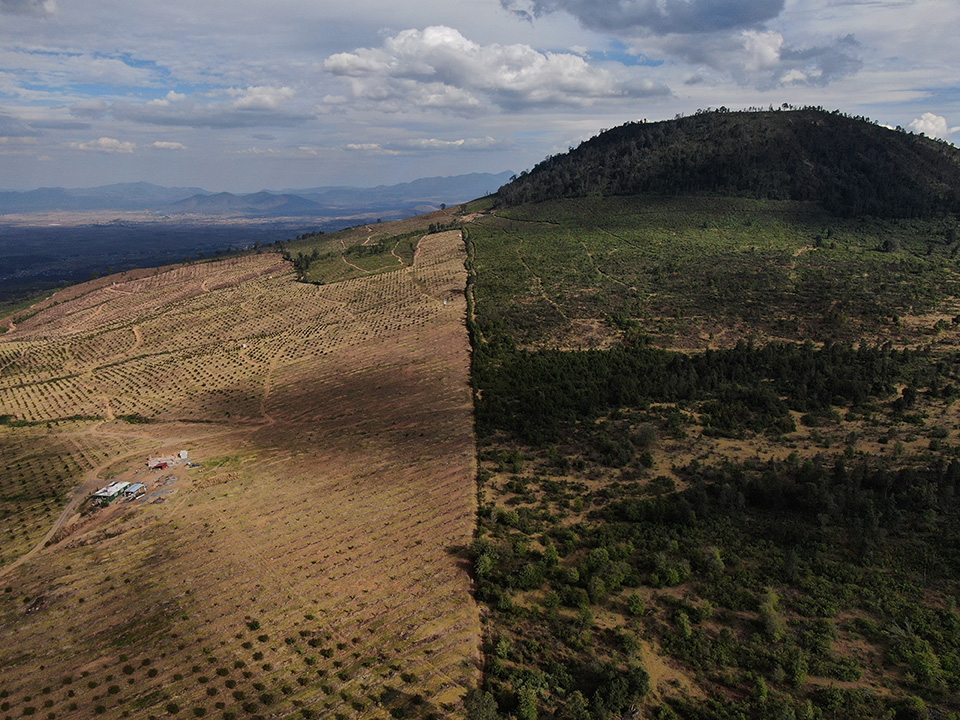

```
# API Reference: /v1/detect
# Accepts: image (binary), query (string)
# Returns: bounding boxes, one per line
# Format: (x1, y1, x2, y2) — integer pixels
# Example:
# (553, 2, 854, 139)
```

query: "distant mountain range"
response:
(0, 172, 514, 218)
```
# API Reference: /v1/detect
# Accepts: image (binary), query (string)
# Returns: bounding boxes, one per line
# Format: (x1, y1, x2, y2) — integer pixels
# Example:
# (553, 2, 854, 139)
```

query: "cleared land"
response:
(0, 231, 479, 719)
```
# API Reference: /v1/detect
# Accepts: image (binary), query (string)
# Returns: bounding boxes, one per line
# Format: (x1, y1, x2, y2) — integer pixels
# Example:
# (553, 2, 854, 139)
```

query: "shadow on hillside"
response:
(377, 684, 452, 719)
(445, 543, 476, 579)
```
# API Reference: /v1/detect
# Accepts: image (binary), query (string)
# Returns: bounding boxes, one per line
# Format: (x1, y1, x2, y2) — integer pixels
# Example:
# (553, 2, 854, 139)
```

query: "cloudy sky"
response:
(0, 0, 957, 191)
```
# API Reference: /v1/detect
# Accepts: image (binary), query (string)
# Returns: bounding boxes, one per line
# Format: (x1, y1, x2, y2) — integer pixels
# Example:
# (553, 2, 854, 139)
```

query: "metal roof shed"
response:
(93, 481, 130, 501)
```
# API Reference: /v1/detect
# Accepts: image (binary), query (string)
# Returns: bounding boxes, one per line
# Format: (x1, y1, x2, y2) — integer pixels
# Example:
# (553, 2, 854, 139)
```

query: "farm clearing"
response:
(0, 230, 479, 719)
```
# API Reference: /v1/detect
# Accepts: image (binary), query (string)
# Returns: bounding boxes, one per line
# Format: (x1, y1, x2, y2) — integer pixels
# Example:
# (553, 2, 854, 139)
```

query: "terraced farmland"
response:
(0, 232, 479, 719)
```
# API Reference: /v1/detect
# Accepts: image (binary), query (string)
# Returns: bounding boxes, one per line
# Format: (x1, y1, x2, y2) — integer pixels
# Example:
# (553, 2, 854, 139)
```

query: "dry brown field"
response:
(0, 232, 479, 719)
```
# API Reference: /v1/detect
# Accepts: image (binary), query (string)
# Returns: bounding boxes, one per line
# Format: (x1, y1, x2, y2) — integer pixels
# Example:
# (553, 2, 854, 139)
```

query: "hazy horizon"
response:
(0, 171, 515, 195)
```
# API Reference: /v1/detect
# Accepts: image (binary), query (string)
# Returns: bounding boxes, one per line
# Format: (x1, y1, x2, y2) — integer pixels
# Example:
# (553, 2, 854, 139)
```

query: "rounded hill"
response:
(498, 108, 960, 217)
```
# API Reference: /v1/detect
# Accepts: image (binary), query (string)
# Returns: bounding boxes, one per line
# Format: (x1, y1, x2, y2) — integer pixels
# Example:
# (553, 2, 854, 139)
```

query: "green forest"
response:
(498, 108, 960, 218)
(463, 111, 960, 720)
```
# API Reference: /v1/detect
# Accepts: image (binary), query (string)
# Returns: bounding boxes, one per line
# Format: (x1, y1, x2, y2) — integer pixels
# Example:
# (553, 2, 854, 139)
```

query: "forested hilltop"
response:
(497, 108, 960, 218)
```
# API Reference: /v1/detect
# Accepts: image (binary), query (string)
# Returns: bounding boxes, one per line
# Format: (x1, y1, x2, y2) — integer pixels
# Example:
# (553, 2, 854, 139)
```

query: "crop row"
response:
(0, 232, 478, 717)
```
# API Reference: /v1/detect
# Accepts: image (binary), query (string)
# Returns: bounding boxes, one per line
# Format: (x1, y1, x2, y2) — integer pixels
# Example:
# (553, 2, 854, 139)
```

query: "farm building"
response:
(124, 483, 146, 498)
(92, 481, 130, 504)
(147, 450, 188, 469)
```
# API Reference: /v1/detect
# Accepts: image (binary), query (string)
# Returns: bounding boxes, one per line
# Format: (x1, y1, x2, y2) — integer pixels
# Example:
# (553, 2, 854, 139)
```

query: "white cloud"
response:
(70, 99, 110, 118)
(69, 136, 135, 153)
(231, 147, 278, 154)
(0, 112, 40, 137)
(908, 112, 960, 139)
(0, 136, 38, 156)
(345, 143, 388, 151)
(398, 136, 505, 150)
(80, 88, 311, 130)
(151, 141, 186, 150)
(742, 30, 783, 72)
(0, 0, 955, 190)
(325, 25, 668, 114)
(148, 90, 187, 107)
(340, 135, 510, 155)
(227, 86, 296, 111)
(0, 48, 159, 90)
(104, 86, 302, 130)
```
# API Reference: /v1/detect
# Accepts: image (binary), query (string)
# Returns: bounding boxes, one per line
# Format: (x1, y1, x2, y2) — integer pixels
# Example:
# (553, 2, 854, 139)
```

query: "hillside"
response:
(444, 111, 960, 720)
(271, 184, 960, 719)
(497, 108, 960, 217)
(5, 109, 960, 720)
(456, 117, 960, 719)
(0, 222, 479, 719)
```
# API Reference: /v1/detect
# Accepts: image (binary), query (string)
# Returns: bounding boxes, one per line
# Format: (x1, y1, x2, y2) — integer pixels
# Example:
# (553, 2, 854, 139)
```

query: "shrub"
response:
(627, 593, 646, 616)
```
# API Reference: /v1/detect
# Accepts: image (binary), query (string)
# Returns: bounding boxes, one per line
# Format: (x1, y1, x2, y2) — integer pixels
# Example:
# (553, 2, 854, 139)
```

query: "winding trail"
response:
(0, 441, 147, 580)
(339, 238, 370, 274)
(516, 235, 568, 320)
(391, 241, 405, 267)
(580, 241, 632, 289)
(341, 255, 368, 274)
(130, 324, 142, 353)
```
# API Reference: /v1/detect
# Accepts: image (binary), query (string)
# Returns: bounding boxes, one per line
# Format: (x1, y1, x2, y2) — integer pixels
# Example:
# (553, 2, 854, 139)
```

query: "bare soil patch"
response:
(0, 233, 479, 719)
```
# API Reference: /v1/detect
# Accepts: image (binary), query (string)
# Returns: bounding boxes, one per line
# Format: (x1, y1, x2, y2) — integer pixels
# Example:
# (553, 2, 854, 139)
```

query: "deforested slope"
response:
(0, 231, 479, 719)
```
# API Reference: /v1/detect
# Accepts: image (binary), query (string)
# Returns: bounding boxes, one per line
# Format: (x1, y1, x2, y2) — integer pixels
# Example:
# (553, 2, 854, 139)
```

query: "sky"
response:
(0, 0, 958, 192)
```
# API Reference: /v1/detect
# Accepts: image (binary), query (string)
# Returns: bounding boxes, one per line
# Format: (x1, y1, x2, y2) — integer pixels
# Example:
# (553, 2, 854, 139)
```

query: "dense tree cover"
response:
(498, 109, 960, 218)
(472, 445, 960, 720)
(475, 339, 952, 444)
(469, 339, 960, 719)
(465, 198, 960, 719)
(470, 333, 960, 718)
